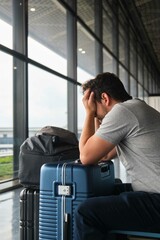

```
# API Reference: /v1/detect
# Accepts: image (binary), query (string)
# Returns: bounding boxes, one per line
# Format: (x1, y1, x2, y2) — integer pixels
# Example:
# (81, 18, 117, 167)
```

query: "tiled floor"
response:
(0, 187, 22, 240)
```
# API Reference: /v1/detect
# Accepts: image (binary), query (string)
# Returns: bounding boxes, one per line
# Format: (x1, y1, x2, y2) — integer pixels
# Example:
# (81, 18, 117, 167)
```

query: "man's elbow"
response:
(80, 154, 96, 165)
(79, 154, 88, 165)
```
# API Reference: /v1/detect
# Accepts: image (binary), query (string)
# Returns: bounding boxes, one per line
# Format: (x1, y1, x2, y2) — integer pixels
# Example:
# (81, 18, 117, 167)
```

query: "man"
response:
(75, 72, 160, 240)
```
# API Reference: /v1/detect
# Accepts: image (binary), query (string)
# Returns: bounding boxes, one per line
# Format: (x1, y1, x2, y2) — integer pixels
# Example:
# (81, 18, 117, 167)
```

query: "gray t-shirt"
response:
(95, 99, 160, 193)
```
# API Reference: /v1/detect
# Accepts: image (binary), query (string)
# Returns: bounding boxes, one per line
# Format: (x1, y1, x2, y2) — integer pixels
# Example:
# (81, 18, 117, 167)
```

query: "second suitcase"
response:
(20, 188, 39, 240)
(39, 161, 114, 240)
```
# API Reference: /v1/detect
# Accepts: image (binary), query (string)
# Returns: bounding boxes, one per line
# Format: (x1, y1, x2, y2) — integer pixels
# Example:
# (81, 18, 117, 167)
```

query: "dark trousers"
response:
(74, 184, 160, 240)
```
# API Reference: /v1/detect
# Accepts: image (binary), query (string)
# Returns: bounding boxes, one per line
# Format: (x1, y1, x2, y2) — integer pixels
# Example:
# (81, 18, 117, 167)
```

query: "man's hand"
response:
(82, 89, 96, 115)
(95, 117, 101, 131)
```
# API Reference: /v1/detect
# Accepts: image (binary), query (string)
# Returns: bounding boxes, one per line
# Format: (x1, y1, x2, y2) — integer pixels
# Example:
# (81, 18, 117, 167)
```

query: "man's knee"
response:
(74, 198, 95, 227)
(75, 200, 88, 221)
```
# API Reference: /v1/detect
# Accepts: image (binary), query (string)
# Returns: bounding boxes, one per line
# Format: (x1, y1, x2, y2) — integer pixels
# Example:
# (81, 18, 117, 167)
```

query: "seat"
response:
(111, 230, 160, 239)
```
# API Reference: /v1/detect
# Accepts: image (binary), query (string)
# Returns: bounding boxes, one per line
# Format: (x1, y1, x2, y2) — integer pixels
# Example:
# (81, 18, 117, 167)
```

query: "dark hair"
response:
(82, 72, 132, 102)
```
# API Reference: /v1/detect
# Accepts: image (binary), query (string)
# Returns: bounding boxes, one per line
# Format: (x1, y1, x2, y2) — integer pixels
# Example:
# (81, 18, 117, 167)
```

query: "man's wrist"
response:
(86, 111, 95, 118)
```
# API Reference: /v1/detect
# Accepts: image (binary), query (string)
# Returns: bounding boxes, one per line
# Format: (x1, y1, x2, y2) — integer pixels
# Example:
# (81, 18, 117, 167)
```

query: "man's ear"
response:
(101, 92, 110, 105)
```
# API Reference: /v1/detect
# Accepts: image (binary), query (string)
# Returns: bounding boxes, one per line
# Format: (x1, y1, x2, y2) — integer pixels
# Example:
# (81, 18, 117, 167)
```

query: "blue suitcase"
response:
(39, 160, 114, 240)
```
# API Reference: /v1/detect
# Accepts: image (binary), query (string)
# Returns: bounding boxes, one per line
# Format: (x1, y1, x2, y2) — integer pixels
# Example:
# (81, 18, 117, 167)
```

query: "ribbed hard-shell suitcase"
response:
(20, 188, 39, 240)
(39, 161, 114, 240)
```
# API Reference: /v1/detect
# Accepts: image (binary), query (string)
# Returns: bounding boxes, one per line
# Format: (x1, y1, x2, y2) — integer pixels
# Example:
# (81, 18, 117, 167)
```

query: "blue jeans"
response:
(74, 184, 160, 240)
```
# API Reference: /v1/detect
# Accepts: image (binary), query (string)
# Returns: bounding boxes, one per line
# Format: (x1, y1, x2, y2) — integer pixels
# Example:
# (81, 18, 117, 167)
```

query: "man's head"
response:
(82, 72, 132, 102)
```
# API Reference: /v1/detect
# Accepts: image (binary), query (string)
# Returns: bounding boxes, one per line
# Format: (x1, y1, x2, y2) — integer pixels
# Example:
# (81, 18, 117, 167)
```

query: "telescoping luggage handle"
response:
(57, 161, 79, 240)
(61, 162, 70, 240)
(52, 162, 71, 240)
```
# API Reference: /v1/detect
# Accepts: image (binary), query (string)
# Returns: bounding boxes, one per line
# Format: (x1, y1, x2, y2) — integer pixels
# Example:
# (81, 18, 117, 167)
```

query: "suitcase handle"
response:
(99, 162, 111, 177)
(64, 213, 69, 240)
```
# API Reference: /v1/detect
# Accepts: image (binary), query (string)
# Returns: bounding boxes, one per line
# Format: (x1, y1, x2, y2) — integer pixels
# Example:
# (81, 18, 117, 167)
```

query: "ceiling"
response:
(0, 0, 160, 75)
(130, 0, 160, 70)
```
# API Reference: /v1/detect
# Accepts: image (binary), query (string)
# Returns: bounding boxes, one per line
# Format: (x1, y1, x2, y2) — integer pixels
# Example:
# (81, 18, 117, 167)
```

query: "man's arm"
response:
(101, 147, 117, 161)
(79, 89, 96, 155)
(79, 89, 116, 165)
(94, 118, 117, 161)
(80, 134, 116, 165)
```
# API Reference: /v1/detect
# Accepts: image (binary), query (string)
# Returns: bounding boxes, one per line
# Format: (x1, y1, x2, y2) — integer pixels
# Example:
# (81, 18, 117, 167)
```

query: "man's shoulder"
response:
(115, 98, 145, 111)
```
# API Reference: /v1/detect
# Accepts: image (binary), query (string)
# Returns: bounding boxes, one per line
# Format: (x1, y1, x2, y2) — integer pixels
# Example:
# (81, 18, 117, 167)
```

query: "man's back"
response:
(96, 99, 160, 193)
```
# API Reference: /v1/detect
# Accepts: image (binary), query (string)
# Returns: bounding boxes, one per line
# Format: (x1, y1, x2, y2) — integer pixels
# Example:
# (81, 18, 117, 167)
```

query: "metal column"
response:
(13, 0, 28, 177)
(95, 0, 103, 74)
(66, 0, 77, 134)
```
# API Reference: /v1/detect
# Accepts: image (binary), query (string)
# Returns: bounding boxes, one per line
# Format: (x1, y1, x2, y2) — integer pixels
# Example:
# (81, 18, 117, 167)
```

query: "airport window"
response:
(77, 0, 94, 32)
(103, 3, 113, 52)
(0, 0, 12, 49)
(0, 51, 13, 182)
(103, 49, 113, 72)
(0, 0, 13, 182)
(144, 90, 149, 104)
(138, 83, 144, 100)
(28, 65, 67, 130)
(119, 15, 128, 67)
(148, 71, 152, 94)
(144, 65, 149, 90)
(28, 0, 67, 75)
(77, 85, 85, 138)
(119, 65, 129, 93)
(130, 76, 138, 98)
(77, 22, 96, 79)
(138, 49, 143, 86)
(130, 31, 137, 78)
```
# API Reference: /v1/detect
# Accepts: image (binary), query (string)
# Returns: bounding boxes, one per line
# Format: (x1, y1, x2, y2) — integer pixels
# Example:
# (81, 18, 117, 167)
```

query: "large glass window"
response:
(77, 85, 85, 139)
(0, 0, 12, 48)
(0, 0, 13, 183)
(77, 22, 96, 79)
(144, 64, 148, 90)
(103, 3, 113, 52)
(138, 83, 144, 100)
(29, 65, 67, 132)
(119, 24, 127, 66)
(77, 0, 94, 32)
(144, 90, 149, 104)
(77, 20, 95, 135)
(130, 30, 137, 77)
(0, 52, 13, 182)
(148, 71, 153, 94)
(28, 0, 67, 75)
(103, 49, 113, 72)
(130, 76, 138, 98)
(137, 47, 143, 85)
(118, 7, 128, 68)
(119, 65, 129, 93)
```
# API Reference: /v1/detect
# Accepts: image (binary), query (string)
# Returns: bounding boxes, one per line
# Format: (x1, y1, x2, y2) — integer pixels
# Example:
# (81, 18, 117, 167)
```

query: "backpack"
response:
(19, 126, 79, 188)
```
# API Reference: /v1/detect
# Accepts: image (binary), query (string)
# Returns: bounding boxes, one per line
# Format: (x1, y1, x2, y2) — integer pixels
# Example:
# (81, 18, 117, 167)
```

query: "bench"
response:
(111, 230, 160, 239)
